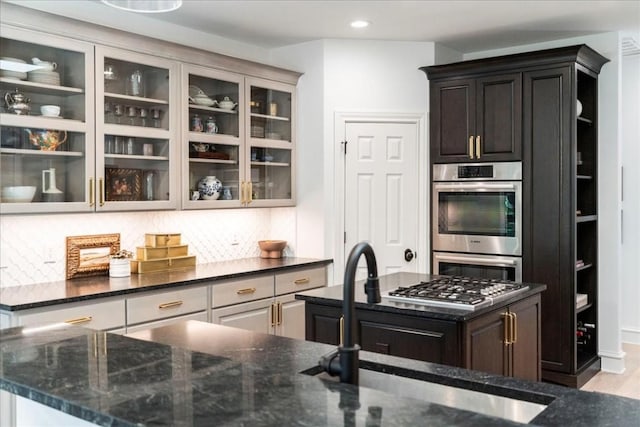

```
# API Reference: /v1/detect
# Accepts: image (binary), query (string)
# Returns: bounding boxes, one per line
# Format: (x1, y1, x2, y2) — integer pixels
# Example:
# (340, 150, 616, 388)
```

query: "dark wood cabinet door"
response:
(510, 294, 541, 381)
(464, 308, 509, 377)
(430, 79, 475, 163)
(522, 66, 574, 375)
(475, 73, 522, 161)
(304, 303, 341, 345)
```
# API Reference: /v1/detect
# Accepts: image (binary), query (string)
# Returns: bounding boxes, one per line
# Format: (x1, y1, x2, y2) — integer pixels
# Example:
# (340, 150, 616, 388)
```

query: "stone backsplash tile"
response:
(0, 208, 296, 287)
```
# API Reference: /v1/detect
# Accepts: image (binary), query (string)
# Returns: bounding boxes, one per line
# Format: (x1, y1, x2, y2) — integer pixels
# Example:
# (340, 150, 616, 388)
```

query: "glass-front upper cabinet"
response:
(0, 26, 95, 214)
(95, 46, 179, 211)
(245, 77, 295, 207)
(182, 65, 243, 208)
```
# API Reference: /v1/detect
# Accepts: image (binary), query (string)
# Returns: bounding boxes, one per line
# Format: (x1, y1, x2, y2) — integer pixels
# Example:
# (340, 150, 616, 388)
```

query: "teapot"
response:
(4, 88, 31, 115)
(31, 57, 57, 71)
(24, 129, 67, 151)
(218, 96, 237, 110)
(192, 142, 210, 152)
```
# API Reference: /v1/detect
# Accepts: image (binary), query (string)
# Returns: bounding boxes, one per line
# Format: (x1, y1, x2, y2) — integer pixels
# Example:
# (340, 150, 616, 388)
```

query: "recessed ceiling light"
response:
(350, 20, 370, 29)
(101, 0, 182, 13)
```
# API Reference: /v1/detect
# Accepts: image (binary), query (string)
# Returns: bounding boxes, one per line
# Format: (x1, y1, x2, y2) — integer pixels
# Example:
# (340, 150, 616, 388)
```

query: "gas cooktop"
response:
(381, 276, 529, 311)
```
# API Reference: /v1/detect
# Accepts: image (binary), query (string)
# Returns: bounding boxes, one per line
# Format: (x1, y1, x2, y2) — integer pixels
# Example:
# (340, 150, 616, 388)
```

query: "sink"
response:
(302, 360, 552, 424)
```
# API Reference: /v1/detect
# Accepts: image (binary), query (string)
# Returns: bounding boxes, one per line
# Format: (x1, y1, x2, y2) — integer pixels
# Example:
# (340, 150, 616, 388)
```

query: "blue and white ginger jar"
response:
(197, 175, 222, 200)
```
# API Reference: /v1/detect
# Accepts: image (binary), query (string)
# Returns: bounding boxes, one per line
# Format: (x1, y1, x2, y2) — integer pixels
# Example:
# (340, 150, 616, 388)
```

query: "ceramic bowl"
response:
(40, 105, 61, 117)
(258, 240, 287, 258)
(1, 186, 36, 203)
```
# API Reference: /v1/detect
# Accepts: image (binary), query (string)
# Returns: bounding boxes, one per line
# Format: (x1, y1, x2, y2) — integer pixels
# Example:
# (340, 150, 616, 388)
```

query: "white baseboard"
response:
(599, 349, 626, 374)
(621, 327, 640, 345)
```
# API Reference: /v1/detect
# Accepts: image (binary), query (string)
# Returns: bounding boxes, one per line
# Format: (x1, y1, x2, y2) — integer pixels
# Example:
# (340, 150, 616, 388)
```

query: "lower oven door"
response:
(432, 251, 522, 282)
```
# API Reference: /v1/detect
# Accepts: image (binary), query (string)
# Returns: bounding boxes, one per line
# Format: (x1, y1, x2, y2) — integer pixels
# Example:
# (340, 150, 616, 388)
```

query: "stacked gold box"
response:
(131, 233, 196, 274)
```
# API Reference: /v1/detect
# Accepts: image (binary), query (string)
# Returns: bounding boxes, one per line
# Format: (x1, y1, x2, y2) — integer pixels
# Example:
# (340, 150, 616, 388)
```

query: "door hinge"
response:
(344, 231, 346, 244)
(341, 140, 348, 154)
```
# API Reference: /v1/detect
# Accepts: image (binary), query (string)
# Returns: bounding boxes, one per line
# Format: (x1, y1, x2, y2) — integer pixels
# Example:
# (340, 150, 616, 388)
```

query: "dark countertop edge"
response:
(296, 281, 546, 321)
(0, 258, 333, 312)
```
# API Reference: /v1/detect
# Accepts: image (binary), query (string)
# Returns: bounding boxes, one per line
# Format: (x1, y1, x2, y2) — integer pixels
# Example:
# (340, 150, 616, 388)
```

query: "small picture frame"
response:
(105, 168, 142, 201)
(66, 233, 120, 279)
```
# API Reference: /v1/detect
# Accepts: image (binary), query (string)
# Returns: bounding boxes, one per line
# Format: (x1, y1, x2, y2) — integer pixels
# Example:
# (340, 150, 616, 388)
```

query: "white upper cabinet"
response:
(1, 26, 95, 214)
(95, 46, 179, 211)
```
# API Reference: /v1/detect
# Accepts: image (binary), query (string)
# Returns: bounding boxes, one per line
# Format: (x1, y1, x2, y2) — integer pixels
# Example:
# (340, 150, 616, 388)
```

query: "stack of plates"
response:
(27, 70, 60, 85)
(0, 57, 27, 80)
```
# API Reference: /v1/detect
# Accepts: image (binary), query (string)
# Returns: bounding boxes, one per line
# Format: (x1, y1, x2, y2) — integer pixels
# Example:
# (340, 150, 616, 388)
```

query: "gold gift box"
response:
(144, 233, 181, 247)
(136, 245, 189, 260)
(131, 255, 196, 274)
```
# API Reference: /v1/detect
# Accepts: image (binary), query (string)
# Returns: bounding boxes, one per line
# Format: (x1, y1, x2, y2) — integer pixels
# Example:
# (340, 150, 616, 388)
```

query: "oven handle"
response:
(434, 183, 517, 191)
(435, 254, 518, 267)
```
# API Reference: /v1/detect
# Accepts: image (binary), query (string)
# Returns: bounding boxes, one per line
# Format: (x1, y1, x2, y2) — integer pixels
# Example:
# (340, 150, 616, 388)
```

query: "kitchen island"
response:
(1, 320, 638, 426)
(296, 272, 547, 381)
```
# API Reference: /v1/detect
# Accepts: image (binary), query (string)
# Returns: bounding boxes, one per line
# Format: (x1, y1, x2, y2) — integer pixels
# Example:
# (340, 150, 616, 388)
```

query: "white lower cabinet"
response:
(126, 311, 207, 334)
(125, 286, 208, 327)
(210, 266, 327, 339)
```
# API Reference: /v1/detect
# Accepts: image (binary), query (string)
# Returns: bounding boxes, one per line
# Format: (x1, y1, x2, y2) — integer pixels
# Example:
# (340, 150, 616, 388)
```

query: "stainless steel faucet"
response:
(319, 242, 381, 384)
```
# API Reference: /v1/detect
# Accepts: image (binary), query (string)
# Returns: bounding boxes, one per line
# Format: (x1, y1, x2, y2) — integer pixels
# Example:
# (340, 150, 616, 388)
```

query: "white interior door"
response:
(344, 121, 420, 279)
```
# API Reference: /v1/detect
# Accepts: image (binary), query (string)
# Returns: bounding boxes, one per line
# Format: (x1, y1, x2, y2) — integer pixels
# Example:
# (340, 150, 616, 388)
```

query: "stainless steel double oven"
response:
(431, 162, 522, 281)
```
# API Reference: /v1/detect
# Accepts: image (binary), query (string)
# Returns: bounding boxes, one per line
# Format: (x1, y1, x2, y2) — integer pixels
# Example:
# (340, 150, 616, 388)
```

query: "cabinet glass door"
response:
(245, 77, 295, 206)
(95, 46, 178, 211)
(182, 65, 243, 208)
(1, 27, 94, 214)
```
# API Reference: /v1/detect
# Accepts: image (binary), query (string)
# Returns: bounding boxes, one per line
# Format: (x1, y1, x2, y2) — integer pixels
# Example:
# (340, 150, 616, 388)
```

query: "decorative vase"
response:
(109, 258, 131, 277)
(197, 175, 222, 200)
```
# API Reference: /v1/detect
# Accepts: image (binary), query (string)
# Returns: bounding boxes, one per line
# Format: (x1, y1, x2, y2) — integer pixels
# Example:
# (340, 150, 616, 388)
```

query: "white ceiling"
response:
(5, 0, 640, 53)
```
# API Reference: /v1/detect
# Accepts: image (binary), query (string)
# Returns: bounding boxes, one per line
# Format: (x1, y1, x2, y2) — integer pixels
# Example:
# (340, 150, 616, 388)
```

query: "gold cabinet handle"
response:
(476, 135, 481, 159)
(469, 136, 474, 159)
(511, 312, 517, 344)
(158, 300, 183, 309)
(502, 312, 511, 345)
(65, 316, 92, 325)
(294, 278, 311, 285)
(277, 301, 282, 325)
(248, 182, 253, 204)
(236, 287, 256, 295)
(89, 178, 95, 207)
(270, 303, 276, 327)
(240, 182, 246, 204)
(99, 178, 105, 206)
(339, 315, 344, 346)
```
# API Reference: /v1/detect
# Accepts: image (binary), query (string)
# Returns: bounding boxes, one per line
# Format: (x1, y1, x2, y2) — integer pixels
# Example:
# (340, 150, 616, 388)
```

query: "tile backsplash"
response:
(0, 207, 296, 287)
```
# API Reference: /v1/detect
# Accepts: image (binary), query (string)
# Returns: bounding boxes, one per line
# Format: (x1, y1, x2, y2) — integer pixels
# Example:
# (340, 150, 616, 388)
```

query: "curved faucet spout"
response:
(319, 242, 381, 385)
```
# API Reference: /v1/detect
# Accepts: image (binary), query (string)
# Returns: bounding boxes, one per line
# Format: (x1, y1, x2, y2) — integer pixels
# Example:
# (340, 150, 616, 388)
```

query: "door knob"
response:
(404, 248, 415, 262)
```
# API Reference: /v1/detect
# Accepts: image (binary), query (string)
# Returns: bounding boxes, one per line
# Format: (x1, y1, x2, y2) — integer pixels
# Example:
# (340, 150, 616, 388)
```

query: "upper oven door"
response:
(432, 181, 522, 255)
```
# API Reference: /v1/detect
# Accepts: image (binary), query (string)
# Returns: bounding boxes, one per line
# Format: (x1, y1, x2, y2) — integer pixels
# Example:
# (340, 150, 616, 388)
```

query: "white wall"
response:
(466, 32, 628, 373)
(621, 50, 640, 345)
(271, 39, 435, 284)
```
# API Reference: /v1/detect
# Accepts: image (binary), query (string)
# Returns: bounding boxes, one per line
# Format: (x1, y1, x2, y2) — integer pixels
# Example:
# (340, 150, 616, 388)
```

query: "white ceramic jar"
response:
(197, 176, 222, 200)
(109, 258, 131, 277)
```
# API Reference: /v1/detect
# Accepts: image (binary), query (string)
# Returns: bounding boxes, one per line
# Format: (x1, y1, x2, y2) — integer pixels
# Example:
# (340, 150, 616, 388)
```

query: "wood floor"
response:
(580, 343, 640, 400)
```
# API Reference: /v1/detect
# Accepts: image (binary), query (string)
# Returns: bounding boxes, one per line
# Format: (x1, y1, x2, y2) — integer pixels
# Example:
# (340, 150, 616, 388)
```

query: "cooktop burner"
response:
(381, 276, 529, 311)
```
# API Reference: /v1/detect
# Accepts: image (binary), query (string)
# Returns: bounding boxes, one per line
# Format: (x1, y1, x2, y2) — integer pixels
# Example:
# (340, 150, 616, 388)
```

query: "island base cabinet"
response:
(464, 294, 541, 381)
(305, 293, 541, 381)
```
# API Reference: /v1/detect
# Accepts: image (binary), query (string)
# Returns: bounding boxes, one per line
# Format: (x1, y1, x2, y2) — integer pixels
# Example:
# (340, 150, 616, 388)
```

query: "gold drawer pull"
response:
(159, 300, 183, 309)
(511, 312, 517, 344)
(294, 278, 311, 285)
(502, 312, 511, 345)
(237, 287, 256, 295)
(65, 316, 92, 325)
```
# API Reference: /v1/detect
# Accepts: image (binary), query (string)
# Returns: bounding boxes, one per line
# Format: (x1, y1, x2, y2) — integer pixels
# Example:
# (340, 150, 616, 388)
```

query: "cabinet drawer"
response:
(125, 311, 207, 334)
(275, 266, 326, 295)
(212, 275, 273, 308)
(127, 286, 207, 325)
(16, 299, 125, 331)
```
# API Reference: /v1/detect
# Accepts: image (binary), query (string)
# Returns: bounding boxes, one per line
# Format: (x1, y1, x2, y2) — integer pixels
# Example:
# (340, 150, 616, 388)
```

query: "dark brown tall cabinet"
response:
(423, 45, 608, 388)
(522, 46, 608, 388)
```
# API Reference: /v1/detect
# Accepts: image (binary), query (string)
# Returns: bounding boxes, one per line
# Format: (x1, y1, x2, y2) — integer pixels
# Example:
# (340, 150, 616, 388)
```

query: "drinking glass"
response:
(113, 104, 124, 124)
(126, 105, 137, 126)
(104, 102, 113, 124)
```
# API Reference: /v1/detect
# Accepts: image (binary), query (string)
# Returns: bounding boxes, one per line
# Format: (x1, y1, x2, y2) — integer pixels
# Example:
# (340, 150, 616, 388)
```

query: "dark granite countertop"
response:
(0, 257, 332, 312)
(295, 272, 547, 321)
(1, 320, 638, 426)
